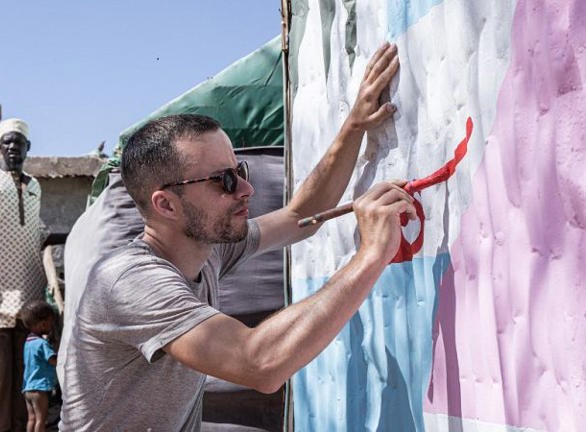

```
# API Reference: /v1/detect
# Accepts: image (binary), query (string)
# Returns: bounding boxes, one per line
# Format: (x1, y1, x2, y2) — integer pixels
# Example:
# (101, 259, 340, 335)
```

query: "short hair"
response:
(19, 300, 56, 330)
(121, 114, 221, 215)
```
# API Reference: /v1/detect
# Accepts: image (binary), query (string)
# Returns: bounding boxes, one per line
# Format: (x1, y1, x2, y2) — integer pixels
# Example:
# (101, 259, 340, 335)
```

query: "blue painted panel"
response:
(292, 253, 450, 431)
(387, 0, 444, 39)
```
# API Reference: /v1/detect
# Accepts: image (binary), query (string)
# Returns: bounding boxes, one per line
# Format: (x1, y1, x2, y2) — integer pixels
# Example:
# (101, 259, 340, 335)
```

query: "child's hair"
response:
(19, 300, 56, 331)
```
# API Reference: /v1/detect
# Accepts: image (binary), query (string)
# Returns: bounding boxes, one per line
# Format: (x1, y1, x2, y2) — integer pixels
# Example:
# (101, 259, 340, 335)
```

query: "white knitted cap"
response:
(0, 118, 30, 140)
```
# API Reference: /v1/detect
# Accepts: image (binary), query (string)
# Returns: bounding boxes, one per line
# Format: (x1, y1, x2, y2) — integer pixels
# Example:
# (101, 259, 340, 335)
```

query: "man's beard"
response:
(181, 198, 248, 244)
(1, 154, 23, 172)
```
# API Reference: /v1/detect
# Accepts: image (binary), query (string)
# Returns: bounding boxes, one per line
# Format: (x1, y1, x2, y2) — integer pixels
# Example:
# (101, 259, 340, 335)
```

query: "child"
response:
(19, 300, 58, 432)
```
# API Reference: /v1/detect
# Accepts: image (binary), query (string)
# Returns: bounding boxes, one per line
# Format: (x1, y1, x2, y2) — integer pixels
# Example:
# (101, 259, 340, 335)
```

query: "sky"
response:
(0, 1, 281, 156)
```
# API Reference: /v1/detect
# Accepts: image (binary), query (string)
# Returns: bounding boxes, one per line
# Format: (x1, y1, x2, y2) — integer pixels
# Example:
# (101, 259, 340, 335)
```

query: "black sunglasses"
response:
(160, 161, 249, 194)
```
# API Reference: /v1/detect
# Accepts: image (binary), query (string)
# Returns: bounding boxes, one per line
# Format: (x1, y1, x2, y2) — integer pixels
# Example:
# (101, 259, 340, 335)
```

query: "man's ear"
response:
(26, 140, 31, 151)
(151, 190, 180, 221)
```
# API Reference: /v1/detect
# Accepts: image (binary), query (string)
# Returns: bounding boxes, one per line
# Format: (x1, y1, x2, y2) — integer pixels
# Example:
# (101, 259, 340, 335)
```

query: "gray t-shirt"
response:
(59, 221, 260, 431)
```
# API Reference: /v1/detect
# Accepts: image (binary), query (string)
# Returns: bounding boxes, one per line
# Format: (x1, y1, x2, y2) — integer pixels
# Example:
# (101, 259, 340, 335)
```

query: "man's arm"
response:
(254, 42, 400, 252)
(164, 181, 415, 393)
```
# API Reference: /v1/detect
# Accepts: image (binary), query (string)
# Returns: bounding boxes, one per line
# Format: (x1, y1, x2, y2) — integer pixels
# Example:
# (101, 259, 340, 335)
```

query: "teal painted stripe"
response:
(388, 0, 444, 40)
(292, 253, 450, 431)
(342, 0, 357, 70)
(289, 0, 309, 99)
(319, 0, 335, 82)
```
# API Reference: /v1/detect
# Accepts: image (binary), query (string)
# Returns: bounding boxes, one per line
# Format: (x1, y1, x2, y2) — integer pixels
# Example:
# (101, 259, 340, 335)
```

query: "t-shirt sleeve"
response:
(40, 339, 56, 362)
(104, 259, 220, 363)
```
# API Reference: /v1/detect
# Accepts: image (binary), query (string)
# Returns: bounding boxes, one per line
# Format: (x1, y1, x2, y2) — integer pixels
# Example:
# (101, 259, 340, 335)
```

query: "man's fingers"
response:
(366, 103, 396, 126)
(351, 42, 401, 132)
(376, 182, 414, 206)
(358, 180, 413, 205)
(362, 42, 391, 81)
(367, 44, 398, 84)
(359, 187, 416, 223)
(390, 179, 408, 188)
(357, 181, 396, 202)
(370, 55, 400, 94)
(389, 199, 417, 221)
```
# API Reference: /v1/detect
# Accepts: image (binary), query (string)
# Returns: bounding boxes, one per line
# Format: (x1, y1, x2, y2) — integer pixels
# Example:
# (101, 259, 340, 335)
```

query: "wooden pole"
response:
(280, 2, 294, 430)
(43, 246, 64, 314)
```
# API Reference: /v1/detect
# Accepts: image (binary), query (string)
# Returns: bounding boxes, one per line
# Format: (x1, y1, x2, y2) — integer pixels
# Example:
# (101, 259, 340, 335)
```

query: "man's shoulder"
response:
(0, 169, 18, 187)
(88, 239, 185, 294)
(23, 173, 41, 195)
(80, 240, 173, 313)
(91, 239, 159, 279)
(21, 171, 37, 181)
(0, 170, 41, 192)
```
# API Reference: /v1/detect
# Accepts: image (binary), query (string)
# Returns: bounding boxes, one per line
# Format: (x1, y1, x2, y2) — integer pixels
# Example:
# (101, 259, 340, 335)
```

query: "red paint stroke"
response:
(390, 117, 473, 263)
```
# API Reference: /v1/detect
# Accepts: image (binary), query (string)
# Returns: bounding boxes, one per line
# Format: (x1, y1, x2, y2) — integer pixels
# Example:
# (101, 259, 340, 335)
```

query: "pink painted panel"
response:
(425, 0, 586, 430)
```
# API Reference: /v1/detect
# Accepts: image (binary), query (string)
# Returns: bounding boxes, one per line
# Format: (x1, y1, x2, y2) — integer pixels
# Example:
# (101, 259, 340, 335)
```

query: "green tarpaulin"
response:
(91, 36, 283, 198)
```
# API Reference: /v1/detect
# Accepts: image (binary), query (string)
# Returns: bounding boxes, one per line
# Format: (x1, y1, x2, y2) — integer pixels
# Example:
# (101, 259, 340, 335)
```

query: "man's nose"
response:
(237, 176, 255, 198)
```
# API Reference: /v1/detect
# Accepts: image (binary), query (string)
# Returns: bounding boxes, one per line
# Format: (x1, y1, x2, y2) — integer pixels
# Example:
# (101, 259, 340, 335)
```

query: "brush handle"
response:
(296, 179, 418, 228)
(297, 202, 354, 227)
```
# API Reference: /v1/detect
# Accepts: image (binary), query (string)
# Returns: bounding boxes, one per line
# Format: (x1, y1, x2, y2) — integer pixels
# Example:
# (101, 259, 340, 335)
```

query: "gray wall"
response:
(38, 177, 93, 237)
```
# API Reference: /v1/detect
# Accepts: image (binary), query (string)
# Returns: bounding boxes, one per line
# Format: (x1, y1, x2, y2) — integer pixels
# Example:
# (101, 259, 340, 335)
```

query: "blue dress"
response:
(22, 334, 57, 392)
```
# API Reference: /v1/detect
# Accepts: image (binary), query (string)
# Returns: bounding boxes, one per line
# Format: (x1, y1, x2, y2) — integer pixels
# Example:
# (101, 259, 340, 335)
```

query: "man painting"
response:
(59, 43, 414, 430)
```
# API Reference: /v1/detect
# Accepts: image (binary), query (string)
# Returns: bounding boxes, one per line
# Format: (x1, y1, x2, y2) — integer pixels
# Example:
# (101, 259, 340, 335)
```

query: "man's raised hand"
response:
(347, 42, 400, 132)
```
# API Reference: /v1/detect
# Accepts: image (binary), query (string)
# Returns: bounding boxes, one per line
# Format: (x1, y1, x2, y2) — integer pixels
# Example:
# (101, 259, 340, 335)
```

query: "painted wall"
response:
(288, 0, 585, 430)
